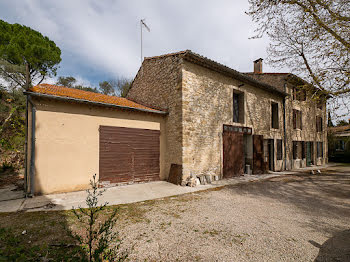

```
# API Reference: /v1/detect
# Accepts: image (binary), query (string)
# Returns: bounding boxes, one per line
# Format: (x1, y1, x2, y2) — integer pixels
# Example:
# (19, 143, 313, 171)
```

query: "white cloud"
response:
(0, 0, 277, 80)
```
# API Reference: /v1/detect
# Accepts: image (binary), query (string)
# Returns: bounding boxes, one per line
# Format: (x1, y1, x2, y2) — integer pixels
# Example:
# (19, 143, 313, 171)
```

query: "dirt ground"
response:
(1, 164, 349, 261)
(117, 164, 350, 261)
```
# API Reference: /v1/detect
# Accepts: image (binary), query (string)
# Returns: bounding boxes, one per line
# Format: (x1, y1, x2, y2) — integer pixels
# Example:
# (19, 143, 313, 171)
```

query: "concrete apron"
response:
(0, 164, 329, 213)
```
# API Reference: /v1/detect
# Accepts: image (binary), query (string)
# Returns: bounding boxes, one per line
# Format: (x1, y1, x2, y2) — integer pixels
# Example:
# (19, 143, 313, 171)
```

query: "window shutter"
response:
(293, 110, 296, 129)
(300, 111, 303, 130)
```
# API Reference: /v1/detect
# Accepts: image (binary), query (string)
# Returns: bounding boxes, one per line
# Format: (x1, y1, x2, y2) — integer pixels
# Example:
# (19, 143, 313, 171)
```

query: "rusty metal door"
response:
(99, 126, 160, 185)
(223, 131, 244, 178)
(253, 135, 265, 174)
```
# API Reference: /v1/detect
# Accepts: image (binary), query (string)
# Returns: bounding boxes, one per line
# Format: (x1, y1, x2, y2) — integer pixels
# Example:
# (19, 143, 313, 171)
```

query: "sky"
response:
(0, 0, 278, 87)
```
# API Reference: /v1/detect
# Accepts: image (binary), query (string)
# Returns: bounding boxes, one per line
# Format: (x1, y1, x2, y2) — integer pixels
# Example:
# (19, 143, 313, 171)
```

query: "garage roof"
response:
(26, 84, 166, 114)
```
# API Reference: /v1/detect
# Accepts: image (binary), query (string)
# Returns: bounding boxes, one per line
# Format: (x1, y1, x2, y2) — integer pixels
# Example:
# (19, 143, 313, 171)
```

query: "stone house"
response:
(246, 59, 328, 169)
(127, 51, 327, 183)
(24, 50, 328, 195)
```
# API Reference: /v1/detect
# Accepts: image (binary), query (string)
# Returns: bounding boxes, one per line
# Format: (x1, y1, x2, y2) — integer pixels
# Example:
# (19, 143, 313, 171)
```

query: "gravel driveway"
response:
(116, 165, 350, 261)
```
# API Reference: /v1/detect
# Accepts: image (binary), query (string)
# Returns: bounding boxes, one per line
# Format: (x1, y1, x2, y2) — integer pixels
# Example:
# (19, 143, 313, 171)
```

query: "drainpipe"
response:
(24, 96, 29, 196)
(27, 96, 36, 197)
(283, 84, 287, 170)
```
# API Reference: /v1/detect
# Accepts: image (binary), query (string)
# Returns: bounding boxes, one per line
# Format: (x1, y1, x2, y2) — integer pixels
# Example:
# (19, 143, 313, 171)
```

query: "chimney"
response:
(254, 58, 263, 74)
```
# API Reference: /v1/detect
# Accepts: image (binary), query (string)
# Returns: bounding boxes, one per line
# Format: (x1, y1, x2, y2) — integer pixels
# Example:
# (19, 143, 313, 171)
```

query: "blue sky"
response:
(0, 0, 275, 87)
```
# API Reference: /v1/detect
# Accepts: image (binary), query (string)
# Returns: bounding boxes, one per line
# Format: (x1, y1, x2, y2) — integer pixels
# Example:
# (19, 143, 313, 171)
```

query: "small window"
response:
(233, 92, 244, 123)
(293, 109, 303, 130)
(293, 87, 306, 101)
(271, 102, 279, 129)
(316, 116, 323, 132)
(277, 139, 282, 160)
(317, 142, 323, 158)
(317, 100, 323, 110)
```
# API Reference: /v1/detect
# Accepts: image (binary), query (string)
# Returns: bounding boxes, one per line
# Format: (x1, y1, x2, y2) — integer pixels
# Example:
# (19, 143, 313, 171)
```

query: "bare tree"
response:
(247, 0, 350, 118)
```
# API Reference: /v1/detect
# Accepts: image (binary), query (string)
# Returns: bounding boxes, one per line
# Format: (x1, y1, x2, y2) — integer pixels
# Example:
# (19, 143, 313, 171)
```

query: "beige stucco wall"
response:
(29, 97, 166, 195)
(181, 61, 285, 179)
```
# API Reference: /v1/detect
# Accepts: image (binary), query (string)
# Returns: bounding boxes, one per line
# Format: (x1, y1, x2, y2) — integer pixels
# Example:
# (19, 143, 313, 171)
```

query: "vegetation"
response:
(247, 0, 350, 117)
(336, 119, 350, 126)
(71, 174, 128, 261)
(0, 86, 25, 169)
(0, 19, 61, 90)
(100, 78, 132, 97)
(56, 76, 99, 93)
(56, 76, 132, 97)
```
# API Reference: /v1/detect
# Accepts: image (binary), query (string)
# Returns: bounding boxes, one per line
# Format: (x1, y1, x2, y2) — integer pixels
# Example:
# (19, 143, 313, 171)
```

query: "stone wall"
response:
(181, 61, 285, 179)
(284, 84, 328, 169)
(127, 55, 183, 179)
(128, 54, 328, 182)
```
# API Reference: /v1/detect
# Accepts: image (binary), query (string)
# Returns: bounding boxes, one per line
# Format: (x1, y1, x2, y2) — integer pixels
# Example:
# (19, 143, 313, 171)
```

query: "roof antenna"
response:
(140, 19, 150, 63)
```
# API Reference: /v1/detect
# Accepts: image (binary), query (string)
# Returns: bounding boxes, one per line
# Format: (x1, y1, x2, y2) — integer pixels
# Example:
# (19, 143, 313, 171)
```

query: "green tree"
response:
(0, 19, 61, 90)
(98, 78, 132, 97)
(56, 76, 99, 93)
(56, 76, 77, 88)
(99, 81, 115, 96)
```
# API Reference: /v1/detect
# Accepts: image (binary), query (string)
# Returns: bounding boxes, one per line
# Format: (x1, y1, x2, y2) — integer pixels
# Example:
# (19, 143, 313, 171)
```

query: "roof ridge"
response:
(144, 50, 190, 60)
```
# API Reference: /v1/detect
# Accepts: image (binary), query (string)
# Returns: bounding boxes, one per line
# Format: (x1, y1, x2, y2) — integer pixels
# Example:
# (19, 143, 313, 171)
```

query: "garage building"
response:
(25, 84, 166, 195)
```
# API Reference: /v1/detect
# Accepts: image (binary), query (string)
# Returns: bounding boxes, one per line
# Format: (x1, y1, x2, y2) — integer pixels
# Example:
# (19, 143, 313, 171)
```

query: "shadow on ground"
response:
(310, 229, 350, 262)
(225, 168, 350, 235)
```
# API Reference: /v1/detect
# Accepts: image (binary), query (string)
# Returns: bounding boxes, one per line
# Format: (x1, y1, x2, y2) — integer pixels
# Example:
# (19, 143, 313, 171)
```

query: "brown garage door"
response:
(99, 126, 160, 184)
(223, 130, 244, 178)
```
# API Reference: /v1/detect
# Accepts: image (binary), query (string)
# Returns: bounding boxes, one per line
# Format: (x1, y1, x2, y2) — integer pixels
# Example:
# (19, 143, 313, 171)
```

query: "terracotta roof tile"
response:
(29, 84, 165, 113)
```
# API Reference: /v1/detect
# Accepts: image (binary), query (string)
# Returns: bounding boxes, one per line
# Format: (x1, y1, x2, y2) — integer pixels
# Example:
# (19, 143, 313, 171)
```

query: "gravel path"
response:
(117, 165, 350, 261)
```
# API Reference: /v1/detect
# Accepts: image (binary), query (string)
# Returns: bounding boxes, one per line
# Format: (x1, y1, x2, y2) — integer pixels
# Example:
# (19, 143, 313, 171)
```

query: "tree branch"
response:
(0, 107, 17, 136)
(288, 0, 350, 50)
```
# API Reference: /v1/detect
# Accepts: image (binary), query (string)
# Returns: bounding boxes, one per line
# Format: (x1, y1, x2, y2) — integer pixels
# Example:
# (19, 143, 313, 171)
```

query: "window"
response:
(293, 87, 306, 101)
(233, 92, 244, 123)
(317, 142, 323, 158)
(317, 99, 323, 110)
(293, 109, 302, 130)
(271, 102, 279, 129)
(316, 116, 323, 132)
(277, 139, 283, 160)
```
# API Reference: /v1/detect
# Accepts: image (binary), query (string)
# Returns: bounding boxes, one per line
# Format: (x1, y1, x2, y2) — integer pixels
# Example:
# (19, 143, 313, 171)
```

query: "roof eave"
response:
(23, 91, 167, 115)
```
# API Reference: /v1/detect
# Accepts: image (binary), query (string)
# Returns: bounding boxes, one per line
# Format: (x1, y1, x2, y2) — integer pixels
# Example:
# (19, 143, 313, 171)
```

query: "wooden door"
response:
(253, 135, 265, 174)
(223, 131, 244, 178)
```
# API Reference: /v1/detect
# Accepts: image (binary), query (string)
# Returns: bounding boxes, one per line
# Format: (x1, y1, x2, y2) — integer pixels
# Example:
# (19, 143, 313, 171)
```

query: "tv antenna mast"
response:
(140, 19, 150, 63)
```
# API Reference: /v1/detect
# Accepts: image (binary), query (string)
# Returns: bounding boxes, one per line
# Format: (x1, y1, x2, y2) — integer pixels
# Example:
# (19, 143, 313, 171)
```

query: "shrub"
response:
(71, 174, 128, 261)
